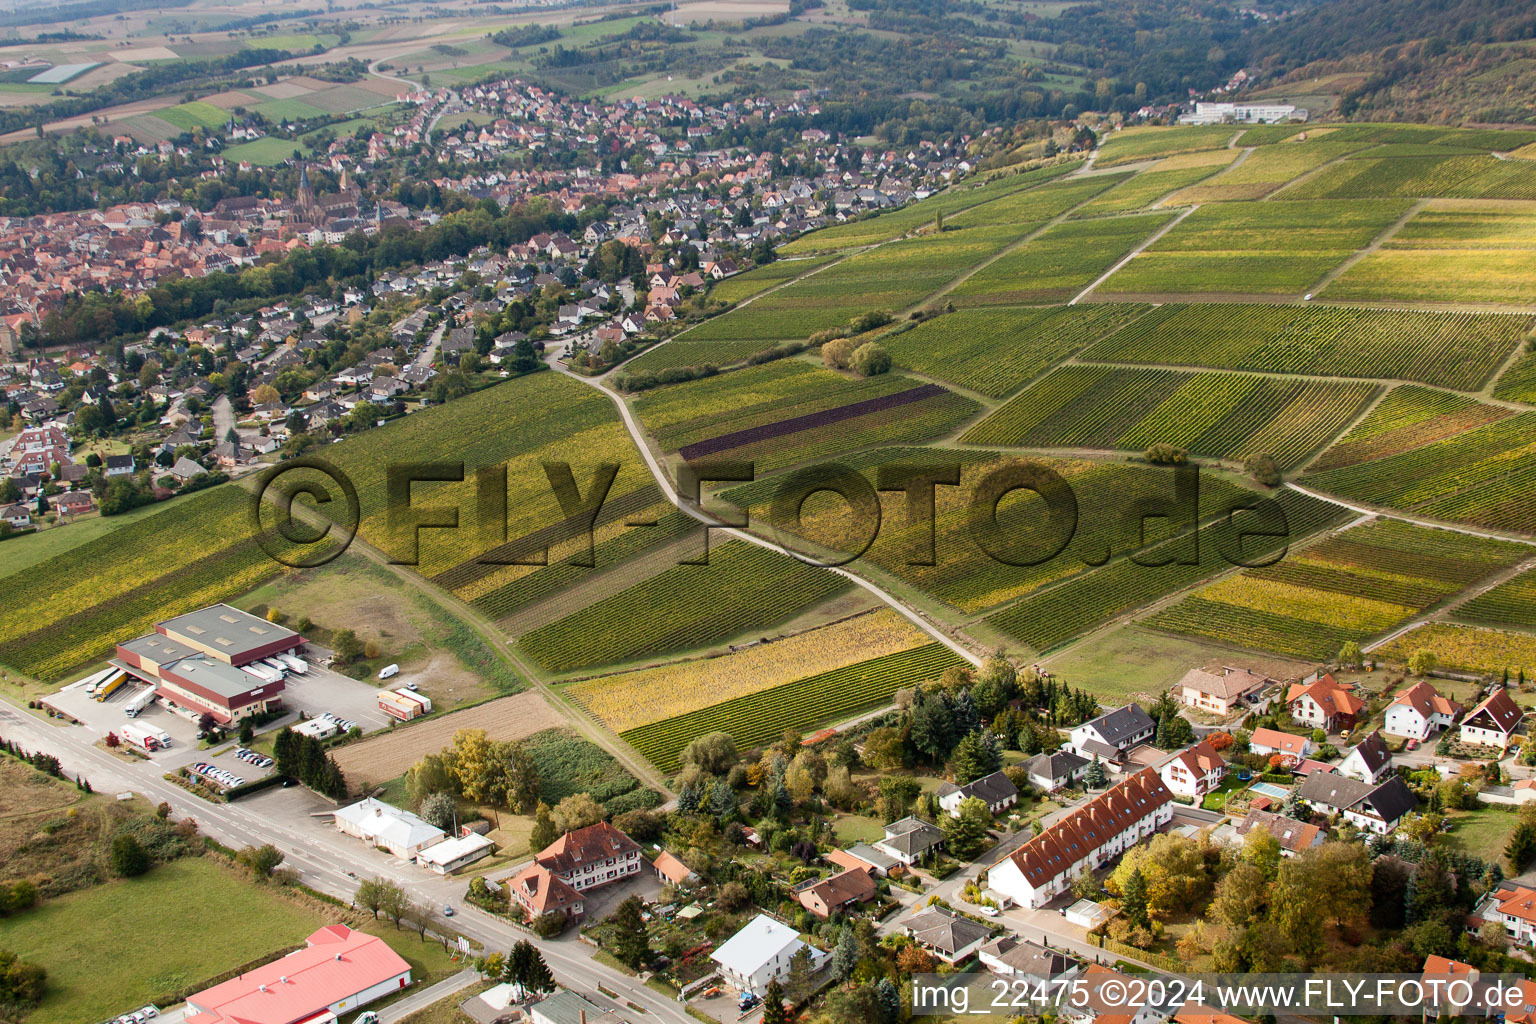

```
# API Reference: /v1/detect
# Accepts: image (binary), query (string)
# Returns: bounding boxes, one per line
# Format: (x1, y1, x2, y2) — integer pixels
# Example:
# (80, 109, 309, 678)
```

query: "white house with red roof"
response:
(1246, 728, 1313, 760)
(510, 821, 642, 921)
(987, 768, 1173, 909)
(1386, 681, 1461, 741)
(1479, 883, 1536, 946)
(1286, 673, 1365, 733)
(184, 924, 411, 1024)
(1461, 688, 1523, 751)
(1158, 739, 1226, 799)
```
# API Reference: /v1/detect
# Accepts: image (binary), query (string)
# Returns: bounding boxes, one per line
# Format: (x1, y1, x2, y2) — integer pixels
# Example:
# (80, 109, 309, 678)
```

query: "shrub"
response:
(531, 911, 567, 937)
(851, 342, 891, 377)
(110, 834, 150, 877)
(822, 336, 857, 369)
(1145, 443, 1188, 465)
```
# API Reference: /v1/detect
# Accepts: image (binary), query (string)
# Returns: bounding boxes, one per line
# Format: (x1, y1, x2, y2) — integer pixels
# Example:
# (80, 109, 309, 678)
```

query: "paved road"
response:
(0, 698, 694, 1024)
(212, 394, 236, 443)
(379, 969, 480, 1022)
(415, 322, 444, 368)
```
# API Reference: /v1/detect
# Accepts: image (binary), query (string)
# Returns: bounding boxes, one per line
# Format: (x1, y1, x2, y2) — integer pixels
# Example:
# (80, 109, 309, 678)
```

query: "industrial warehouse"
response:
(112, 604, 305, 724)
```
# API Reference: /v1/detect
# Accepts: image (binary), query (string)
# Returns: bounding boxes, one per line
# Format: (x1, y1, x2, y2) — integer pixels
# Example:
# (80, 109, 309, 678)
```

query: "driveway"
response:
(212, 394, 236, 442)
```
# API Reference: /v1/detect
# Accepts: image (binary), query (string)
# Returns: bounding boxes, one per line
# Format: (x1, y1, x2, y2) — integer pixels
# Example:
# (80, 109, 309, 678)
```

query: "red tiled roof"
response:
(1004, 768, 1171, 887)
(1286, 674, 1365, 719)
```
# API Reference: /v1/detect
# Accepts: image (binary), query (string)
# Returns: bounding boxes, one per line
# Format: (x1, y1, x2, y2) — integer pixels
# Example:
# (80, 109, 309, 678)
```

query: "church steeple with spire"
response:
(296, 164, 319, 223)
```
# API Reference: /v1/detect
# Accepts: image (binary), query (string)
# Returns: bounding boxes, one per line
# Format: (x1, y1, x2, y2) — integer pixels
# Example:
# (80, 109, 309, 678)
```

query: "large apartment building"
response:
(510, 821, 642, 920)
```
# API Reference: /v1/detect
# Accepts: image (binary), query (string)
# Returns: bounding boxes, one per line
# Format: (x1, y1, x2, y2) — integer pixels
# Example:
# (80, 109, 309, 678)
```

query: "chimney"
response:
(580, 1012, 587, 1024)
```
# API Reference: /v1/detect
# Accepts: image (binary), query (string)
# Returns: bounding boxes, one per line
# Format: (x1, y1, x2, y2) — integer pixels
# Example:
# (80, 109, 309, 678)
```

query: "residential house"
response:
(988, 768, 1174, 909)
(901, 906, 991, 964)
(1022, 749, 1089, 792)
(1074, 965, 1170, 1024)
(0, 503, 31, 529)
(1157, 739, 1226, 799)
(1231, 808, 1324, 857)
(652, 851, 700, 888)
(1461, 688, 1523, 752)
(795, 867, 877, 919)
(1386, 681, 1461, 741)
(978, 934, 1079, 984)
(1067, 705, 1156, 763)
(937, 770, 1020, 818)
(510, 821, 643, 921)
(1480, 884, 1536, 946)
(872, 816, 945, 867)
(104, 453, 136, 477)
(333, 798, 445, 858)
(1247, 728, 1313, 760)
(710, 914, 826, 996)
(1286, 674, 1365, 733)
(1177, 666, 1272, 716)
(54, 489, 94, 516)
(1296, 769, 1417, 834)
(825, 844, 900, 878)
(1338, 730, 1394, 784)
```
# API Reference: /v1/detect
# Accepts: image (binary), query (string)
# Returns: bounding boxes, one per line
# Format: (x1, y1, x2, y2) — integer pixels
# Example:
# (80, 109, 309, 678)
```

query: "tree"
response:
(236, 844, 285, 880)
(896, 944, 934, 973)
(949, 729, 1002, 784)
(1243, 453, 1282, 487)
(110, 834, 150, 877)
(785, 945, 816, 1002)
(251, 383, 280, 405)
(238, 717, 254, 745)
(529, 801, 558, 852)
(609, 895, 651, 968)
(1084, 755, 1107, 788)
(861, 727, 905, 770)
(1145, 443, 1187, 465)
(1508, 822, 1536, 873)
(357, 877, 386, 917)
(762, 979, 790, 1024)
(1408, 648, 1439, 676)
(1209, 861, 1267, 931)
(552, 793, 605, 833)
(850, 342, 890, 376)
(1121, 867, 1150, 928)
(681, 731, 738, 774)
(449, 729, 503, 805)
(419, 792, 458, 832)
(1338, 641, 1363, 669)
(829, 925, 859, 981)
(500, 740, 540, 813)
(941, 796, 993, 860)
(0, 949, 46, 1007)
(821, 336, 857, 369)
(524, 945, 554, 994)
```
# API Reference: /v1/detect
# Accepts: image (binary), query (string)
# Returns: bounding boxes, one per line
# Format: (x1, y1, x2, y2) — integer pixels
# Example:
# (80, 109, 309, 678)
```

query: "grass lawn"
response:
(1442, 805, 1521, 866)
(397, 979, 496, 1024)
(223, 136, 304, 165)
(0, 858, 322, 1024)
(1042, 626, 1310, 705)
(832, 815, 885, 843)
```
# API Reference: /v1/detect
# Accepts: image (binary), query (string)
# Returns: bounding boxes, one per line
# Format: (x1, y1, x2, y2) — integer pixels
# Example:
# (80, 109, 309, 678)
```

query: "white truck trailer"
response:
(123, 687, 157, 717)
(120, 721, 172, 751)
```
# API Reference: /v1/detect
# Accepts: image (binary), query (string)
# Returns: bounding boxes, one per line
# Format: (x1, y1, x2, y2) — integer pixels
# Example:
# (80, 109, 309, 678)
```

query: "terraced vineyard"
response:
(1308, 386, 1510, 473)
(950, 212, 1176, 305)
(515, 539, 851, 673)
(878, 304, 1152, 398)
(564, 608, 929, 733)
(1304, 412, 1536, 533)
(621, 642, 964, 772)
(1458, 568, 1536, 630)
(1078, 304, 1531, 390)
(0, 486, 286, 679)
(961, 365, 1376, 468)
(982, 488, 1349, 652)
(1144, 518, 1531, 659)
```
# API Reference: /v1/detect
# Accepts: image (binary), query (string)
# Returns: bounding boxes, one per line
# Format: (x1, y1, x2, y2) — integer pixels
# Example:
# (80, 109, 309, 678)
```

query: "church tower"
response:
(296, 164, 318, 223)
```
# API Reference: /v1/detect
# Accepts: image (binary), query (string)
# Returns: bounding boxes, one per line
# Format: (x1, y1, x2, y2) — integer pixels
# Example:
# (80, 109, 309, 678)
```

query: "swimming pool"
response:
(1250, 782, 1289, 798)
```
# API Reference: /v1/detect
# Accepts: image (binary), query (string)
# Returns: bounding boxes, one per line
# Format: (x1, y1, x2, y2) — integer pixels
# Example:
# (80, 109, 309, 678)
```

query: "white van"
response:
(378, 664, 399, 680)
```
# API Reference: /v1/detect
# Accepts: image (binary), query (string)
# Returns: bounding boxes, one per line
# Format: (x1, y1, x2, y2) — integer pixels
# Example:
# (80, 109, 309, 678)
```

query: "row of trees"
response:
(273, 727, 348, 799)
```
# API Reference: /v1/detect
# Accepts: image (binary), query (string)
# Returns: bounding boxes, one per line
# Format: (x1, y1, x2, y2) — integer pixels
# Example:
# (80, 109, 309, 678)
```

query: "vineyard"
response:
(776, 161, 1081, 254)
(1304, 412, 1536, 533)
(621, 338, 776, 374)
(1078, 303, 1531, 390)
(1375, 623, 1536, 678)
(1494, 350, 1536, 404)
(0, 486, 285, 679)
(950, 212, 1177, 306)
(1324, 249, 1536, 305)
(1101, 250, 1349, 296)
(563, 608, 929, 733)
(1275, 153, 1499, 200)
(723, 451, 1263, 616)
(983, 488, 1349, 652)
(620, 642, 965, 772)
(1093, 125, 1238, 168)
(515, 539, 852, 673)
(1070, 151, 1237, 216)
(707, 254, 838, 306)
(1308, 385, 1510, 473)
(1144, 518, 1530, 659)
(1459, 568, 1536, 631)
(881, 304, 1153, 398)
(1169, 139, 1371, 202)
(960, 364, 1376, 468)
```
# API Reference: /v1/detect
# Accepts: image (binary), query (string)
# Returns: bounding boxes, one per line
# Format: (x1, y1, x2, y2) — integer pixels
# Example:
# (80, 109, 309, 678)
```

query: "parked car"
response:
(443, 905, 455, 917)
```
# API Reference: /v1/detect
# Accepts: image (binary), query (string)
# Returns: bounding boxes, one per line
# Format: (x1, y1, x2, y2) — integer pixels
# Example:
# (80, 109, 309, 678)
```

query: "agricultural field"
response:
(1375, 623, 1536, 678)
(1070, 150, 1238, 216)
(1273, 148, 1536, 201)
(776, 161, 1081, 254)
(1144, 518, 1531, 659)
(1098, 199, 1410, 296)
(622, 339, 774, 373)
(1323, 200, 1536, 304)
(1094, 125, 1239, 168)
(1165, 138, 1371, 203)
(1078, 303, 1531, 390)
(563, 607, 929, 732)
(961, 364, 1377, 468)
(1494, 349, 1536, 403)
(523, 728, 659, 814)
(515, 539, 851, 673)
(155, 99, 232, 131)
(706, 254, 838, 306)
(950, 211, 1176, 305)
(984, 487, 1350, 653)
(684, 175, 1123, 342)
(721, 449, 1264, 616)
(621, 642, 965, 772)
(635, 360, 978, 473)
(880, 303, 1153, 398)
(1308, 385, 1511, 473)
(0, 485, 284, 681)
(1458, 567, 1536, 631)
(1303, 411, 1536, 533)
